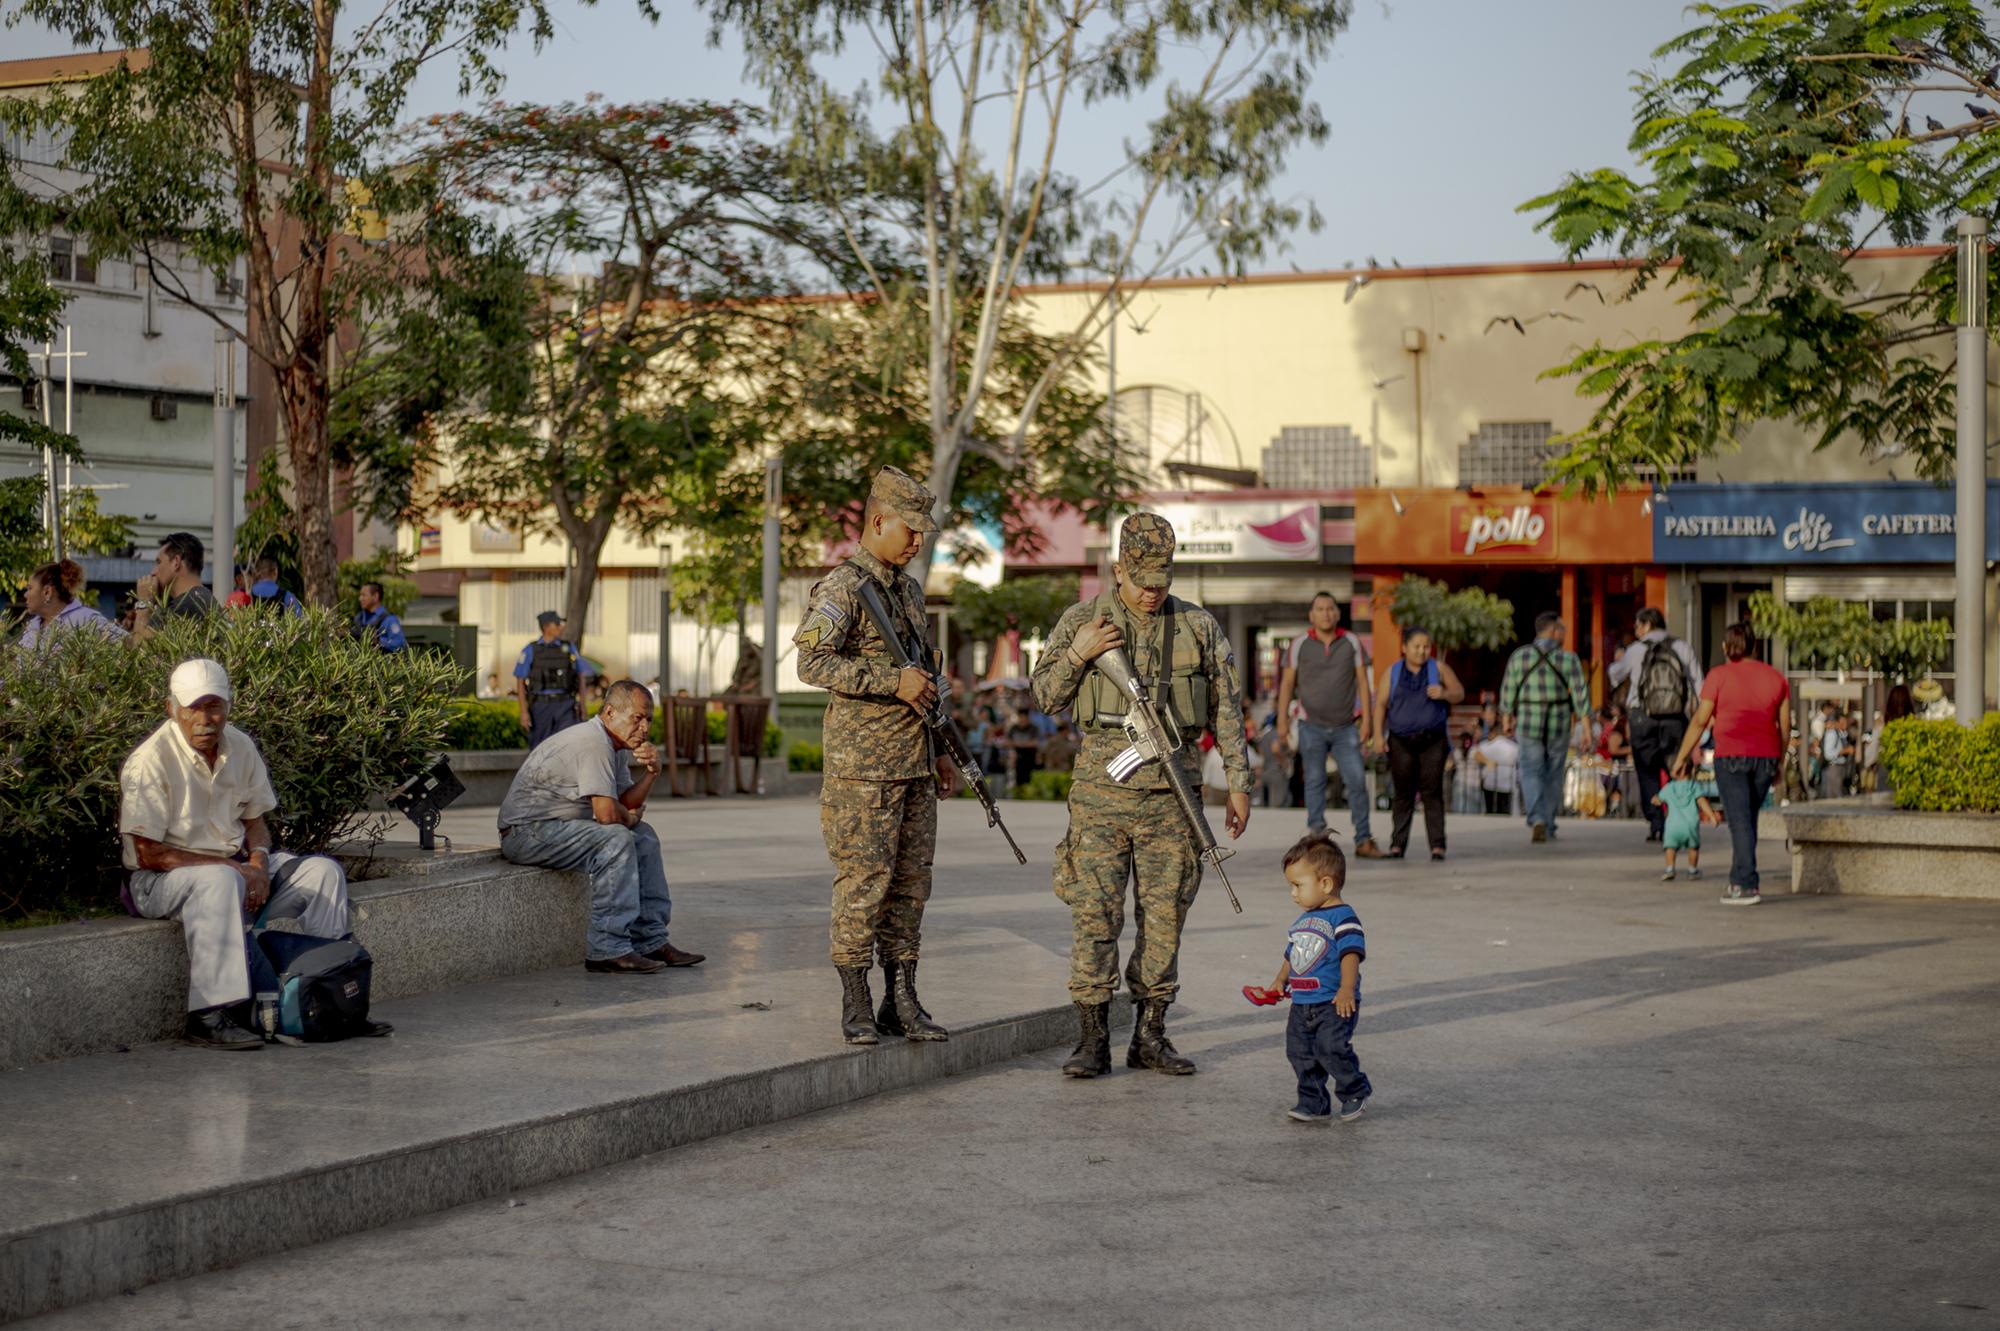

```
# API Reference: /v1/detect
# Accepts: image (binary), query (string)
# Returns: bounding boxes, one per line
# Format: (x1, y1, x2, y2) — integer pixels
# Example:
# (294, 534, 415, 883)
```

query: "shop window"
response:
(1458, 421, 1558, 488)
(1262, 424, 1372, 488)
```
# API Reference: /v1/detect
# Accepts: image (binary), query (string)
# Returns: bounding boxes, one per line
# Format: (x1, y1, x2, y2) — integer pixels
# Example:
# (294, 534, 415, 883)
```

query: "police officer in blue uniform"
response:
(516, 610, 585, 748)
(351, 581, 406, 652)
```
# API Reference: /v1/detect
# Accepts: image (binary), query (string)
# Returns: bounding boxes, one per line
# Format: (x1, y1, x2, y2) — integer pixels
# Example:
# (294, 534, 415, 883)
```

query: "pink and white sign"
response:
(1127, 502, 1324, 564)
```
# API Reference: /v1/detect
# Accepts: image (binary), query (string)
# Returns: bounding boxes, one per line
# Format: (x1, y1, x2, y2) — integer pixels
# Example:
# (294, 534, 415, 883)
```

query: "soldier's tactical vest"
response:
(1074, 592, 1210, 737)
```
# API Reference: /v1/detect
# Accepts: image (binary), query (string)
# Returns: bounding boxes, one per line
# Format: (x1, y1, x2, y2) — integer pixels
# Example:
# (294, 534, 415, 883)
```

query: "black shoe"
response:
(1061, 1001, 1112, 1078)
(184, 1008, 263, 1051)
(585, 953, 665, 974)
(837, 965, 880, 1045)
(1646, 828, 1663, 843)
(880, 960, 948, 1041)
(1127, 999, 1196, 1074)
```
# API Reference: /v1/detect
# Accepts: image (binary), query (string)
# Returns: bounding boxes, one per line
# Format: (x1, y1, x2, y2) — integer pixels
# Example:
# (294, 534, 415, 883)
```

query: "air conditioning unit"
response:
(149, 393, 178, 421)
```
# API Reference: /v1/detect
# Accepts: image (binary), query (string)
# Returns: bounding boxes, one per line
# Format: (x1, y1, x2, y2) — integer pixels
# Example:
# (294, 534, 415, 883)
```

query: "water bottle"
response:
(254, 991, 280, 1040)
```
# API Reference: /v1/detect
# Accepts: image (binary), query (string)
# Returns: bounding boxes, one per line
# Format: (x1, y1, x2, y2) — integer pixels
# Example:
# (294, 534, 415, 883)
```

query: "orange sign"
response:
(1449, 502, 1557, 560)
(1355, 488, 1651, 565)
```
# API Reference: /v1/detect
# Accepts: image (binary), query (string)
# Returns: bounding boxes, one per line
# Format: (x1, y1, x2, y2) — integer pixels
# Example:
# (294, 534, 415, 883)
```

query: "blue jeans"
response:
(1298, 719, 1373, 844)
(501, 818, 673, 961)
(1518, 735, 1570, 836)
(1713, 756, 1778, 892)
(1285, 1001, 1371, 1117)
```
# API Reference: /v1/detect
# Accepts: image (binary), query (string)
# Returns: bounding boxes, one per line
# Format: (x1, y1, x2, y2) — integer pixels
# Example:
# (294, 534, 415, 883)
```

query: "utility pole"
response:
(657, 543, 673, 701)
(761, 453, 781, 700)
(1956, 217, 1988, 725)
(213, 330, 236, 589)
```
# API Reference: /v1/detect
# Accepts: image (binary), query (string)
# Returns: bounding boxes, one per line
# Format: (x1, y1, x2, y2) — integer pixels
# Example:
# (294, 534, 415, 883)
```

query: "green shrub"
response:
(1014, 769, 1073, 801)
(0, 608, 458, 921)
(788, 741, 824, 772)
(444, 699, 528, 750)
(1880, 716, 2000, 812)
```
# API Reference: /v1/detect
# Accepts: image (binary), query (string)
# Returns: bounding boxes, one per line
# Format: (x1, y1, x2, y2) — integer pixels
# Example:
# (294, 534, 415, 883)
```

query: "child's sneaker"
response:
(1339, 1099, 1367, 1122)
(1660, 868, 1677, 882)
(1287, 1107, 1332, 1125)
(1687, 868, 1703, 880)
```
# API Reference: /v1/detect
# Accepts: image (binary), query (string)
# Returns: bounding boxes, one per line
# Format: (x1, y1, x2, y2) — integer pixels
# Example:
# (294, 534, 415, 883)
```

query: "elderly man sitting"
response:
(120, 659, 353, 1050)
(498, 679, 704, 974)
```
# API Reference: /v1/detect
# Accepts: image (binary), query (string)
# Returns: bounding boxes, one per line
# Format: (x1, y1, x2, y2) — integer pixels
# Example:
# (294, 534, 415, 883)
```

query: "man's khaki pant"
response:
(130, 852, 350, 1010)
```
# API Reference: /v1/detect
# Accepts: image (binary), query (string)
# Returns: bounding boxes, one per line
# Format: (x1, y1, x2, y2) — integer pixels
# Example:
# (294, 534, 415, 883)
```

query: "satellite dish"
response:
(1111, 384, 1244, 484)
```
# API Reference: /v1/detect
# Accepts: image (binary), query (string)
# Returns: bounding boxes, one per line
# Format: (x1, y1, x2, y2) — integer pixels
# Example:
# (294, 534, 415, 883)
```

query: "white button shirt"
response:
(118, 720, 279, 869)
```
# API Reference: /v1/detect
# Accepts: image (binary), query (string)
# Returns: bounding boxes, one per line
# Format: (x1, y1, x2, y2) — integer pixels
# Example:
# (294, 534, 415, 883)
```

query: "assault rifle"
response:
(854, 577, 1028, 865)
(1093, 646, 1242, 913)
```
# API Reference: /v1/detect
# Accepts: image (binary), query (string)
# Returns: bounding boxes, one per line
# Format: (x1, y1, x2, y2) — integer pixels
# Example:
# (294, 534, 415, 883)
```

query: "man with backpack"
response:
(516, 610, 586, 748)
(1500, 612, 1592, 845)
(1609, 607, 1704, 843)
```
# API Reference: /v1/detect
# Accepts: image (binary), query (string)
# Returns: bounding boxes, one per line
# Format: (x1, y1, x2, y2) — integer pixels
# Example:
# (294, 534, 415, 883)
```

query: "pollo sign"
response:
(1452, 503, 1556, 560)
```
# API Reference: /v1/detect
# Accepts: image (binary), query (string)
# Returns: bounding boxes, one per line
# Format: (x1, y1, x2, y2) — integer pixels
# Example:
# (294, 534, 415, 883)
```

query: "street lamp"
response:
(1955, 216, 1987, 725)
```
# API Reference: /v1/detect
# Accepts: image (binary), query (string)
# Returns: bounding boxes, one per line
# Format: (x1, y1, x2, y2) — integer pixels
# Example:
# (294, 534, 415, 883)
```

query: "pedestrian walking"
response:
(1242, 834, 1371, 1124)
(1653, 769, 1717, 881)
(795, 466, 956, 1045)
(1819, 712, 1855, 800)
(1273, 591, 1384, 856)
(1370, 628, 1463, 861)
(1673, 622, 1790, 906)
(247, 556, 304, 616)
(1473, 716, 1519, 815)
(1500, 612, 1591, 845)
(351, 581, 406, 652)
(514, 611, 585, 749)
(1609, 607, 1703, 843)
(1033, 511, 1252, 1078)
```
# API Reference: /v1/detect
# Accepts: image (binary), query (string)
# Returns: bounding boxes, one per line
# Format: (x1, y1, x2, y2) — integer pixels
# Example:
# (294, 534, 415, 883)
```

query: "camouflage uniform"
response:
(795, 472, 939, 970)
(1032, 514, 1253, 1011)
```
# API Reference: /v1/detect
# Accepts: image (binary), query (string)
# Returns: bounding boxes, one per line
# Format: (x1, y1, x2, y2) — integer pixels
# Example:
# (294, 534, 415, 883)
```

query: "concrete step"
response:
(0, 899, 1109, 1322)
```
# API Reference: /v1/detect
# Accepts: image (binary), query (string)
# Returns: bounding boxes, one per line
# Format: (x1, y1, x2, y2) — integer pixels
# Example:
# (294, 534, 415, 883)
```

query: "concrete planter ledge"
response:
(0, 845, 585, 1068)
(445, 749, 797, 803)
(1785, 795, 2000, 900)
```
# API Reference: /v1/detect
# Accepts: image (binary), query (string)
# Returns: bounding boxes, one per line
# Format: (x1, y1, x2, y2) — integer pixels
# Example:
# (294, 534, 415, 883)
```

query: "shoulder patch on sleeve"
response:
(795, 599, 848, 653)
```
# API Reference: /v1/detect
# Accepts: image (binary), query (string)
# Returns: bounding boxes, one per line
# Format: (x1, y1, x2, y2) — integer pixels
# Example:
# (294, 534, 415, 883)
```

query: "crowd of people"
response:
(10, 532, 408, 654)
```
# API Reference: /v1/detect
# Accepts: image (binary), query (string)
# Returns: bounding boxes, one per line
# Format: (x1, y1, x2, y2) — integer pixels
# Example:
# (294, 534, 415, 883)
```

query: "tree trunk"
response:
(560, 508, 617, 658)
(279, 365, 339, 605)
(914, 424, 967, 588)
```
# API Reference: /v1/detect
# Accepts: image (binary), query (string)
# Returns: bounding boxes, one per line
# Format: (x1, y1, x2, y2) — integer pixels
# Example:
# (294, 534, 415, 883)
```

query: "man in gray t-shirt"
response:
(1273, 592, 1384, 857)
(496, 681, 704, 973)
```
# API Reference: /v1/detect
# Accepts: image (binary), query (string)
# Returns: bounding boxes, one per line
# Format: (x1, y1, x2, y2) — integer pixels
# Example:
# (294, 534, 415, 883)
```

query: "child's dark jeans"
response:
(1286, 1001, 1371, 1116)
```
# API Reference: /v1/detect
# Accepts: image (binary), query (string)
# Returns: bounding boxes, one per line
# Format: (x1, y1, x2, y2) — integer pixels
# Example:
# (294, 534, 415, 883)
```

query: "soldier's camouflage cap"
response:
(1118, 512, 1175, 588)
(870, 466, 939, 533)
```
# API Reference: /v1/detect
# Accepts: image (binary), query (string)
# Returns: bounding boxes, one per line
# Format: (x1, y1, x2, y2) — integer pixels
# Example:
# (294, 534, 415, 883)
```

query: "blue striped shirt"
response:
(1286, 904, 1365, 1005)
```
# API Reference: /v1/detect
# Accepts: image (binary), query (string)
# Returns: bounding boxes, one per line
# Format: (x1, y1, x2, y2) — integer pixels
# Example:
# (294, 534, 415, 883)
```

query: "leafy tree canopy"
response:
(1523, 0, 2000, 491)
(1389, 577, 1516, 653)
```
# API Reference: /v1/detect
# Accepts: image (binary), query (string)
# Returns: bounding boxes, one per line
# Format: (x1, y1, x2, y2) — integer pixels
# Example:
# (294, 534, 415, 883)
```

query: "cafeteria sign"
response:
(1138, 502, 1322, 563)
(1653, 482, 2000, 564)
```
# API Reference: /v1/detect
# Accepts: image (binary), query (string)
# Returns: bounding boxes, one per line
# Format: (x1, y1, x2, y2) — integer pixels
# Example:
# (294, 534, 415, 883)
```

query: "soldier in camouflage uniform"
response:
(795, 466, 958, 1046)
(1032, 512, 1253, 1078)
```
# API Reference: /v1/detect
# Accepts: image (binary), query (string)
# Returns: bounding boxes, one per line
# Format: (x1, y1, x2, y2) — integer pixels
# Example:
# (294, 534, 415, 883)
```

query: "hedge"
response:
(0, 608, 459, 921)
(455, 697, 785, 757)
(1013, 770, 1074, 801)
(1879, 716, 2000, 811)
(788, 741, 823, 772)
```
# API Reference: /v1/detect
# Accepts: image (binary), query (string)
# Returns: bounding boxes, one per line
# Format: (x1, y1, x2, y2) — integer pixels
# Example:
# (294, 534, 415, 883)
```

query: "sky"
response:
(6, 0, 1696, 272)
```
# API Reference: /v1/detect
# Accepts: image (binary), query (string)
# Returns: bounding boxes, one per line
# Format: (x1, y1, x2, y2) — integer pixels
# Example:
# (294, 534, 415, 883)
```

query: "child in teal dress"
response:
(1654, 770, 1718, 881)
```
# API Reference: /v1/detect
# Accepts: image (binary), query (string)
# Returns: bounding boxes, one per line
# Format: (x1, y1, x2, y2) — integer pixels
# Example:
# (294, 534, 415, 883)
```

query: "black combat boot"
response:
(879, 959, 948, 1041)
(1060, 1001, 1111, 1078)
(1127, 998, 1196, 1075)
(837, 966, 880, 1045)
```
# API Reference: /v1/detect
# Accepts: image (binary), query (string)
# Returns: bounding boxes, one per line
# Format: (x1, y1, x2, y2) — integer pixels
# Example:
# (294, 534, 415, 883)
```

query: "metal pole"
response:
(212, 330, 235, 590)
(761, 453, 781, 700)
(1956, 216, 1988, 725)
(657, 544, 673, 702)
(1106, 282, 1117, 464)
(38, 342, 61, 558)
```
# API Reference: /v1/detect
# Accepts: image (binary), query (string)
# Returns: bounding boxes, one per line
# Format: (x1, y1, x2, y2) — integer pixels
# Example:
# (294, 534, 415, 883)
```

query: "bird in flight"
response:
(1485, 315, 1525, 336)
(1566, 281, 1605, 303)
(1345, 273, 1372, 304)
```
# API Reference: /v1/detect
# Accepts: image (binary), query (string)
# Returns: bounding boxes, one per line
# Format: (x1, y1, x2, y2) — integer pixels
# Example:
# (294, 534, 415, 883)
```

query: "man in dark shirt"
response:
(131, 532, 219, 640)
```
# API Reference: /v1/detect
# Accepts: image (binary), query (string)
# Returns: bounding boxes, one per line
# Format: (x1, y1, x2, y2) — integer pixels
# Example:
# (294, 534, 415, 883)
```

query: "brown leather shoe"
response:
(585, 952, 665, 974)
(643, 943, 706, 967)
(1353, 839, 1387, 859)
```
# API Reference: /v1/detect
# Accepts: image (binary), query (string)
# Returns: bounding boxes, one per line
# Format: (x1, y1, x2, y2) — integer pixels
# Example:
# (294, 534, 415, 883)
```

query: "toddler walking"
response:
(1654, 766, 1718, 881)
(1245, 834, 1371, 1123)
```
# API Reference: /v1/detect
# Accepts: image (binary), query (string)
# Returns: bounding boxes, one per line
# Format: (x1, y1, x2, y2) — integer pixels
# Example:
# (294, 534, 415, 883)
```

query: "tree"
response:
(1388, 577, 1516, 653)
(950, 575, 1081, 645)
(1748, 591, 1950, 680)
(1523, 0, 2000, 492)
(2, 0, 563, 604)
(701, 0, 1347, 577)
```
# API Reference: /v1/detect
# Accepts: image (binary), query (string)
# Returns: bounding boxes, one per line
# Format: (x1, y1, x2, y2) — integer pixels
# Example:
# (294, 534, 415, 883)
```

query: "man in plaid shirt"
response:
(1500, 611, 1592, 845)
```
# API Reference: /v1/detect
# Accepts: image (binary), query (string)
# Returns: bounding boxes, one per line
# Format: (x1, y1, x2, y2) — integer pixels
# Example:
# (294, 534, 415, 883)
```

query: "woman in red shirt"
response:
(1673, 622, 1790, 906)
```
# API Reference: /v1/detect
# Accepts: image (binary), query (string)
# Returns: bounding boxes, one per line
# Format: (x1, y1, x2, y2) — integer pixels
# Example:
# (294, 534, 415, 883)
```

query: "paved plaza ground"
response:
(21, 797, 2000, 1329)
